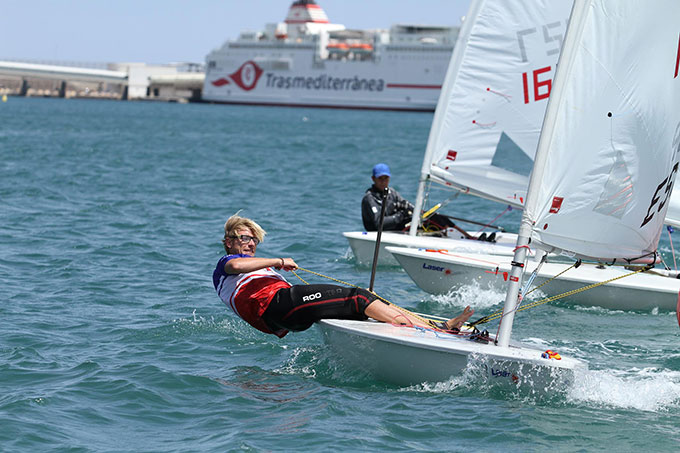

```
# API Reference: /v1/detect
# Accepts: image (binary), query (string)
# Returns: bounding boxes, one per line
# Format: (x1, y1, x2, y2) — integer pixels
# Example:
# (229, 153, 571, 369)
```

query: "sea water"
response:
(1, 97, 680, 452)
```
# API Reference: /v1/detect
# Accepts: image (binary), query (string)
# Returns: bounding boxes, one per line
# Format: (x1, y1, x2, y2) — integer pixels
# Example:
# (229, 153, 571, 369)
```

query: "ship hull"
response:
(203, 45, 453, 111)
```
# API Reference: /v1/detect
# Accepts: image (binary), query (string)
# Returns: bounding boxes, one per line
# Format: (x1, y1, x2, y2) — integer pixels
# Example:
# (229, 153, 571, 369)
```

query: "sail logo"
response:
(211, 61, 264, 91)
(549, 196, 564, 214)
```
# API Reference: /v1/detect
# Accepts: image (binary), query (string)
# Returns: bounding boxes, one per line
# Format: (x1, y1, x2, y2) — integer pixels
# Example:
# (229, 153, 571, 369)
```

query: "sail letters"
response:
(640, 162, 679, 227)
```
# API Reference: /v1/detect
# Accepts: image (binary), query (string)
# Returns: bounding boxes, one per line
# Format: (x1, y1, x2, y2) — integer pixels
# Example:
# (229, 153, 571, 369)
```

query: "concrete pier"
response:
(0, 60, 204, 102)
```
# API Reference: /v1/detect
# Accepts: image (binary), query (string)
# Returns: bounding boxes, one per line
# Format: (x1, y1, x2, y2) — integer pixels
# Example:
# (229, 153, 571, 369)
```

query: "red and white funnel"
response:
(285, 0, 329, 24)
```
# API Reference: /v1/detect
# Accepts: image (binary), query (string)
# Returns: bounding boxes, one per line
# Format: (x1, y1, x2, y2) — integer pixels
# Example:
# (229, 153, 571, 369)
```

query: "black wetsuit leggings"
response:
(262, 284, 375, 332)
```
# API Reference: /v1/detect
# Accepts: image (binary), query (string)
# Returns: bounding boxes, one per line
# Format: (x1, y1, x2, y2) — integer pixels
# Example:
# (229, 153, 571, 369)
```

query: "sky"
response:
(0, 1, 472, 65)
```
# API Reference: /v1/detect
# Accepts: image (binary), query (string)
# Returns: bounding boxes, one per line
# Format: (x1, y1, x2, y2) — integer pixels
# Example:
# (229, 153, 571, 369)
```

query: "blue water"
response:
(2, 97, 680, 452)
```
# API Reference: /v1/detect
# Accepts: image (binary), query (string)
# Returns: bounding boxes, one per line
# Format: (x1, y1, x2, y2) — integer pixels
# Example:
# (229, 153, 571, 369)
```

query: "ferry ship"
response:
(202, 0, 459, 111)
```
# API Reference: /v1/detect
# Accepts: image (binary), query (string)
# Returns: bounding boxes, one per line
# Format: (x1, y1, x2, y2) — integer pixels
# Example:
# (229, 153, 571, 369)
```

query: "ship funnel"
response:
(285, 0, 329, 24)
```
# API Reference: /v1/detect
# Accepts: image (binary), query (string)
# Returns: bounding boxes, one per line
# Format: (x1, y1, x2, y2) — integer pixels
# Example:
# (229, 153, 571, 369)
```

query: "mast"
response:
(409, 178, 428, 236)
(408, 0, 485, 236)
(496, 0, 588, 348)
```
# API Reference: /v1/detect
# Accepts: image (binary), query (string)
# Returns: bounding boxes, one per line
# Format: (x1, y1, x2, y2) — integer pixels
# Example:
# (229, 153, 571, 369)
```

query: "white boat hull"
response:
(317, 319, 584, 388)
(388, 247, 680, 311)
(343, 230, 518, 267)
(203, 14, 458, 111)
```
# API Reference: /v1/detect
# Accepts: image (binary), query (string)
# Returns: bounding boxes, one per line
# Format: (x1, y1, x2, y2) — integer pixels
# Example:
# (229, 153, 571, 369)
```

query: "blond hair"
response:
(222, 215, 266, 252)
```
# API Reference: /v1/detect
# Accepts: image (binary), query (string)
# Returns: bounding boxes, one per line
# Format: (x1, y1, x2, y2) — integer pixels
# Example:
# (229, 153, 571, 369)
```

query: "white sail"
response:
(497, 0, 680, 347)
(419, 0, 573, 208)
(526, 0, 680, 260)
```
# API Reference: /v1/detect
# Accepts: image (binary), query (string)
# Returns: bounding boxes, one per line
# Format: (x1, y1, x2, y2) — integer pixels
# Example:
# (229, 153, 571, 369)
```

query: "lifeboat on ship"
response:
(327, 42, 350, 57)
(350, 42, 373, 60)
(350, 43, 373, 53)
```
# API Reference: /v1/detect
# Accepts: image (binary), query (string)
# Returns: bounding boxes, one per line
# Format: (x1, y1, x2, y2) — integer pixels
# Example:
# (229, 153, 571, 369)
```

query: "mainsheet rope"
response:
(470, 264, 652, 326)
(475, 205, 512, 234)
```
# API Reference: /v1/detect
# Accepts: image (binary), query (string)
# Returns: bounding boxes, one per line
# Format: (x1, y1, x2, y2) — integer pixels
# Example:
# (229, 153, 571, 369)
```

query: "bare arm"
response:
(224, 257, 298, 274)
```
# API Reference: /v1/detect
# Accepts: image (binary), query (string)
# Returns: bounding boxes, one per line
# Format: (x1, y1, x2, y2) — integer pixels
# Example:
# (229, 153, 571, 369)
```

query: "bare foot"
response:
(445, 306, 474, 330)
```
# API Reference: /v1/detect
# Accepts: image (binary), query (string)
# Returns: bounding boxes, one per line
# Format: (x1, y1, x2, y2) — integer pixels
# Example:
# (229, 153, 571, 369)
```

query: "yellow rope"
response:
(476, 265, 651, 325)
(517, 265, 650, 311)
(292, 267, 355, 288)
(469, 260, 578, 326)
(524, 261, 578, 296)
(293, 262, 650, 330)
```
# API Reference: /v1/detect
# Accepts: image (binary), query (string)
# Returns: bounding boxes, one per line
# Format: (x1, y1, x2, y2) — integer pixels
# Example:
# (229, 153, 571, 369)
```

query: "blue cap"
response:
(372, 163, 391, 178)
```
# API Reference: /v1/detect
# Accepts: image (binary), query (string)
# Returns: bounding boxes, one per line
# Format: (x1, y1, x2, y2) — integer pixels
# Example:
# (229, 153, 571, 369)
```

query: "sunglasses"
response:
(231, 234, 260, 245)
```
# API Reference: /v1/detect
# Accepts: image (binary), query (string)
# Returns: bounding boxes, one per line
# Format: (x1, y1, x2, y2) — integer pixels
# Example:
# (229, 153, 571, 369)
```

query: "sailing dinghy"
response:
(344, 0, 573, 266)
(388, 247, 680, 311)
(320, 0, 680, 386)
(389, 0, 680, 312)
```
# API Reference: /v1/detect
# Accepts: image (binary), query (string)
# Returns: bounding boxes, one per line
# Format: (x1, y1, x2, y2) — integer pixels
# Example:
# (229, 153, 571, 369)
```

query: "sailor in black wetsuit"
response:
(361, 163, 496, 241)
(360, 163, 460, 233)
(361, 163, 414, 231)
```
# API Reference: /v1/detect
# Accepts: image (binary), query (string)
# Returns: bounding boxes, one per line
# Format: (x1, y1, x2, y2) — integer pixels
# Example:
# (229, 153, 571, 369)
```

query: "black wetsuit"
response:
(361, 185, 457, 232)
(361, 185, 412, 231)
(263, 284, 374, 332)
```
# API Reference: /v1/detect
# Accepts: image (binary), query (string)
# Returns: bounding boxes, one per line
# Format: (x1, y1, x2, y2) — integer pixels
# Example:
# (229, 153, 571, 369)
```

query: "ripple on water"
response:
(3, 98, 680, 451)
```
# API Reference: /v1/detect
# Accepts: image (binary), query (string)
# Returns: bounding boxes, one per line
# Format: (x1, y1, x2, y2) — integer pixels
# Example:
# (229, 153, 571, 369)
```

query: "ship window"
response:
(208, 61, 216, 69)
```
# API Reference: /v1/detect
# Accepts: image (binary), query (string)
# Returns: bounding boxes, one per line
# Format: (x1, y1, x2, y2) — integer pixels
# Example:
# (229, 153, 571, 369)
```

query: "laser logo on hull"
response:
(422, 263, 446, 272)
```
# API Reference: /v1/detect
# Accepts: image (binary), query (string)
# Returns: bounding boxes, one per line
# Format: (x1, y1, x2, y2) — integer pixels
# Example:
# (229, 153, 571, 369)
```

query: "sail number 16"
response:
(522, 66, 553, 104)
